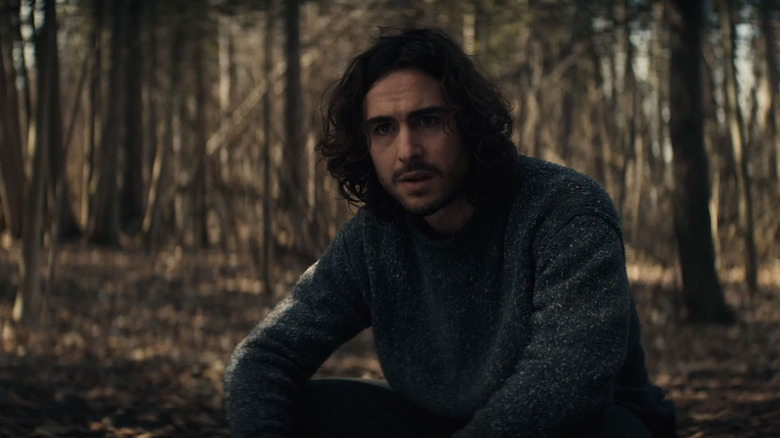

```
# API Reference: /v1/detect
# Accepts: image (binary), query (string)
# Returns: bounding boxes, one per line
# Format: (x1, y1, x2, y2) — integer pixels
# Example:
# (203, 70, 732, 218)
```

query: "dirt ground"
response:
(0, 243, 778, 437)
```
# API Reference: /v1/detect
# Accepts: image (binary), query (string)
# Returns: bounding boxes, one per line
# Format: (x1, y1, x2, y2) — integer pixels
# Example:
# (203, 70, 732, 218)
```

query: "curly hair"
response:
(316, 27, 517, 221)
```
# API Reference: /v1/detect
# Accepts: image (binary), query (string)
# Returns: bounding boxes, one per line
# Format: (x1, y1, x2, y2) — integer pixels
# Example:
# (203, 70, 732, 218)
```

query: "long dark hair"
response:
(317, 27, 517, 221)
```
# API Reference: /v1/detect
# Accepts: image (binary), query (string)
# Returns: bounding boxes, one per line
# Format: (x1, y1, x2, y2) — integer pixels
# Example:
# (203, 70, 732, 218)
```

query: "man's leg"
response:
(593, 404, 654, 438)
(295, 378, 465, 438)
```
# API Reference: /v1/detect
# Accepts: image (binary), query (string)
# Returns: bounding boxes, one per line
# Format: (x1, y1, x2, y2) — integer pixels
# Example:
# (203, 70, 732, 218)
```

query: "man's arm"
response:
(453, 213, 632, 437)
(224, 231, 371, 438)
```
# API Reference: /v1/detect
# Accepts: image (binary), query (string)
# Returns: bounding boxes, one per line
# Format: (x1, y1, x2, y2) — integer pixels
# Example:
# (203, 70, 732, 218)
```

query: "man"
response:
(224, 28, 676, 437)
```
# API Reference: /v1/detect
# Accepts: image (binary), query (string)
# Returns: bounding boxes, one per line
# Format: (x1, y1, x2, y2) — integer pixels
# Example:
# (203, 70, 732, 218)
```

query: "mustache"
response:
(392, 162, 441, 183)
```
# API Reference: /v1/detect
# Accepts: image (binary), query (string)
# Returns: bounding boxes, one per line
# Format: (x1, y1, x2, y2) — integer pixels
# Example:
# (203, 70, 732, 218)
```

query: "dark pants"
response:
(295, 378, 653, 438)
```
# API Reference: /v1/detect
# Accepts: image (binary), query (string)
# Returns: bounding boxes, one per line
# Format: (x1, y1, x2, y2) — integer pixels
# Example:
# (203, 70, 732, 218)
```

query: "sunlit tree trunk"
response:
(616, 0, 646, 244)
(666, 0, 734, 324)
(586, 30, 609, 189)
(616, 0, 636, 228)
(43, 0, 80, 242)
(650, 0, 670, 212)
(462, 3, 475, 55)
(17, 0, 32, 161)
(262, 7, 274, 296)
(718, 0, 758, 296)
(172, 36, 189, 245)
(520, 37, 542, 158)
(14, 0, 59, 323)
(701, 44, 722, 268)
(82, 0, 102, 228)
(140, 0, 158, 239)
(214, 13, 237, 249)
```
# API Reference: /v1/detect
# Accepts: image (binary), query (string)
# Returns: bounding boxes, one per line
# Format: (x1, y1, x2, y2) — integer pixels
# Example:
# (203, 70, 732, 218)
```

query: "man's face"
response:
(364, 69, 472, 231)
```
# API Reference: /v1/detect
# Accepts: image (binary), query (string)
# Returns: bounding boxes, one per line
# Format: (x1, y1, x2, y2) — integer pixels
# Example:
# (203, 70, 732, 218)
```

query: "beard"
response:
(389, 162, 471, 218)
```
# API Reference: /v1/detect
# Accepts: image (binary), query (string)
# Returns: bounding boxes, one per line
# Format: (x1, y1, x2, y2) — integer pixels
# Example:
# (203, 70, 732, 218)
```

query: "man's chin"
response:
(394, 186, 467, 218)
(400, 198, 447, 218)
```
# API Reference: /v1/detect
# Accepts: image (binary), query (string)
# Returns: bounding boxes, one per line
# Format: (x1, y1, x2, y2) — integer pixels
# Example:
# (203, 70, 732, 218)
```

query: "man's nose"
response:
(397, 126, 422, 162)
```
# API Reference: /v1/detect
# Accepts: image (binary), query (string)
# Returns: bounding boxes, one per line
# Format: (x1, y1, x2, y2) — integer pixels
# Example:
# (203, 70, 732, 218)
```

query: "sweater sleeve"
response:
(223, 226, 371, 438)
(452, 213, 632, 437)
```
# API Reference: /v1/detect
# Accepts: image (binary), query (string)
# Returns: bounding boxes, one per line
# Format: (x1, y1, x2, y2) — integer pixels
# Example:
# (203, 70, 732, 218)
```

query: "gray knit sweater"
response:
(224, 155, 675, 437)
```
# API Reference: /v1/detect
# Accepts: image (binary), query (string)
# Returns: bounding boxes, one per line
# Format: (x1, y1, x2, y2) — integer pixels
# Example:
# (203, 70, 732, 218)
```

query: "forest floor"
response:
(0, 243, 778, 437)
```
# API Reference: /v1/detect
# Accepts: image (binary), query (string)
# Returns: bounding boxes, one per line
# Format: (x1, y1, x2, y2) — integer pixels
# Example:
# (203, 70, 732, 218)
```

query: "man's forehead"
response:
(363, 69, 445, 119)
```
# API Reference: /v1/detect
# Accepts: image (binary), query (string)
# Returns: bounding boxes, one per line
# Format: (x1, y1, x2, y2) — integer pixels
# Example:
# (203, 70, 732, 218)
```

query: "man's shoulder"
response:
(333, 207, 401, 246)
(514, 155, 610, 198)
(510, 155, 618, 224)
(514, 155, 601, 190)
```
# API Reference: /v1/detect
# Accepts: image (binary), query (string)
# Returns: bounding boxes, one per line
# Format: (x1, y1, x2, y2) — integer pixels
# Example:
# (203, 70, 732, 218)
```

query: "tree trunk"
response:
(651, 0, 670, 210)
(17, 0, 32, 160)
(666, 0, 734, 324)
(119, 0, 145, 233)
(0, 1, 26, 239)
(701, 37, 722, 269)
(586, 31, 611, 190)
(88, 0, 127, 246)
(520, 37, 542, 158)
(218, 15, 237, 117)
(462, 4, 475, 55)
(718, 0, 758, 296)
(262, 8, 274, 296)
(13, 0, 58, 323)
(759, 0, 780, 184)
(143, 3, 172, 249)
(617, 0, 637, 227)
(278, 0, 312, 258)
(82, 0, 103, 227)
(191, 2, 209, 248)
(44, 0, 80, 241)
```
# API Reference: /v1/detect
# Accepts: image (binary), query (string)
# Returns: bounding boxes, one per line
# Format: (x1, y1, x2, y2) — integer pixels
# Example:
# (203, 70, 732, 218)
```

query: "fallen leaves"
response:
(0, 244, 777, 437)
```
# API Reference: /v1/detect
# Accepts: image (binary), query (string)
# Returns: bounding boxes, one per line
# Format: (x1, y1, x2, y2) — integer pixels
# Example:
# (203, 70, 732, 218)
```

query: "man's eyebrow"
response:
(408, 106, 452, 118)
(366, 115, 394, 126)
(366, 106, 452, 125)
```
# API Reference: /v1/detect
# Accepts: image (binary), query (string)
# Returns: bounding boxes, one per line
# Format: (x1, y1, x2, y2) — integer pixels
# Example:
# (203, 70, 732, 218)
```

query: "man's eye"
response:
(373, 123, 394, 135)
(419, 116, 440, 127)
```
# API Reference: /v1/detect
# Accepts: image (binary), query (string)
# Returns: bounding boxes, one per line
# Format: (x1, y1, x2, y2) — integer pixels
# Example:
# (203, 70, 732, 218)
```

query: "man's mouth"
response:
(398, 171, 434, 183)
(396, 171, 435, 192)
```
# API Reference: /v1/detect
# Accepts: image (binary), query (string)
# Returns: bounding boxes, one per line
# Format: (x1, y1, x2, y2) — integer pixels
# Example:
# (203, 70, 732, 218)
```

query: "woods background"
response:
(1, 0, 779, 436)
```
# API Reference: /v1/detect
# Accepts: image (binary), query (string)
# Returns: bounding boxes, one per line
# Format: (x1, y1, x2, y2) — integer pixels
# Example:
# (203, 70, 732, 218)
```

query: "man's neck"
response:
(423, 199, 475, 235)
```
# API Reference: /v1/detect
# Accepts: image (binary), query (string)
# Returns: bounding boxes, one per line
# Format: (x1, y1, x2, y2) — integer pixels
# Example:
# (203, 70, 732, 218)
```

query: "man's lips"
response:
(395, 170, 436, 193)
(397, 170, 435, 183)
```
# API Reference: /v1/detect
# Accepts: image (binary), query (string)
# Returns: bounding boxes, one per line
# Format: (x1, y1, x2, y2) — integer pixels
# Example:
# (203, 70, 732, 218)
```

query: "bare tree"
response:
(666, 0, 734, 324)
(759, 0, 780, 183)
(82, 0, 103, 226)
(718, 0, 758, 296)
(119, 0, 145, 233)
(191, 0, 211, 248)
(143, 7, 181, 249)
(45, 0, 80, 241)
(262, 6, 275, 296)
(278, 0, 314, 258)
(14, 0, 59, 323)
(88, 0, 128, 246)
(0, 0, 26, 239)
